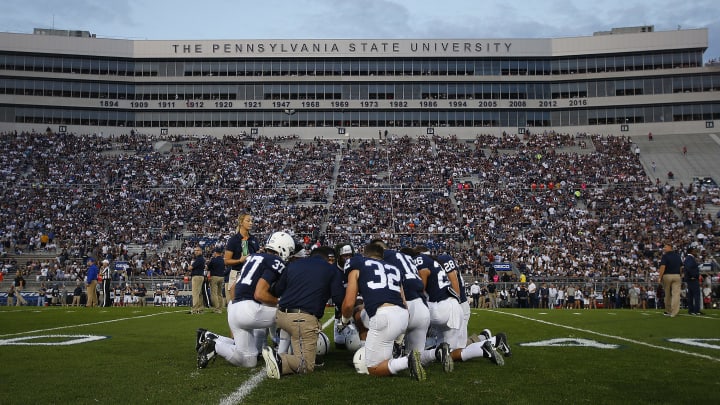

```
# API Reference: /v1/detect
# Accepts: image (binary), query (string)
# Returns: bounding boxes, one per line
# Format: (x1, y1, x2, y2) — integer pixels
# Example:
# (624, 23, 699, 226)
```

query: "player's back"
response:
(233, 252, 285, 302)
(347, 255, 404, 317)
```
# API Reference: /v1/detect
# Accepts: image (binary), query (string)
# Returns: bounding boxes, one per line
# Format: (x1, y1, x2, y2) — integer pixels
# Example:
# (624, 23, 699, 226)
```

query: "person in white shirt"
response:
(647, 286, 657, 309)
(469, 281, 481, 309)
(548, 284, 558, 309)
(556, 287, 565, 309)
(574, 288, 583, 309)
(527, 280, 538, 308)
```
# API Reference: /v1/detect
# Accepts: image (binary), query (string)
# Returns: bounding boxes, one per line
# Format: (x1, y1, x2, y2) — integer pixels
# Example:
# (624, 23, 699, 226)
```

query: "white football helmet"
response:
(264, 232, 295, 261)
(286, 331, 330, 356)
(343, 325, 365, 351)
(316, 331, 330, 356)
(353, 347, 369, 374)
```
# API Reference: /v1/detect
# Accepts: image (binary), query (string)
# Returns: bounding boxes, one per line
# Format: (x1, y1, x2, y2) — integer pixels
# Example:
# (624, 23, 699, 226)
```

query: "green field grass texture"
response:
(0, 307, 718, 405)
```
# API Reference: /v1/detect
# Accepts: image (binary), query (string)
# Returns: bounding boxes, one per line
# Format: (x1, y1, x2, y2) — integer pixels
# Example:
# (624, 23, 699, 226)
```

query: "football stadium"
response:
(1, 24, 719, 405)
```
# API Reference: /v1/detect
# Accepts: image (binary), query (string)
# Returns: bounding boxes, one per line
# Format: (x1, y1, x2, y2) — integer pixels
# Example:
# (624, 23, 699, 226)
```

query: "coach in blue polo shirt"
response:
(658, 243, 682, 317)
(262, 246, 345, 379)
(85, 258, 99, 307)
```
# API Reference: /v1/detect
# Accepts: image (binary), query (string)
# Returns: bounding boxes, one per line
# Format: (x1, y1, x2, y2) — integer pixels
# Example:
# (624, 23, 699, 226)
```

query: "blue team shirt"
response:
(225, 233, 260, 271)
(86, 264, 99, 284)
(346, 255, 405, 318)
(276, 255, 345, 318)
(233, 252, 286, 302)
(415, 253, 453, 303)
(383, 249, 426, 303)
(437, 254, 466, 303)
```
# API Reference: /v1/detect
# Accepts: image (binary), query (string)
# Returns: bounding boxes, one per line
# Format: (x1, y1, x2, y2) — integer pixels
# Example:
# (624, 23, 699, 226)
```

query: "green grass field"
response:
(1, 306, 718, 405)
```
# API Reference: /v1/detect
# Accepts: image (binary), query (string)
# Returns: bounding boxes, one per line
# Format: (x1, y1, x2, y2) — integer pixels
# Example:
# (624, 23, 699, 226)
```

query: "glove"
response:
(337, 316, 352, 332)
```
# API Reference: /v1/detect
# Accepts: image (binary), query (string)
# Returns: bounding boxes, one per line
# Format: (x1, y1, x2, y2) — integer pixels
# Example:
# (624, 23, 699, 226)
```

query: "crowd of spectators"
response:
(1, 128, 718, 292)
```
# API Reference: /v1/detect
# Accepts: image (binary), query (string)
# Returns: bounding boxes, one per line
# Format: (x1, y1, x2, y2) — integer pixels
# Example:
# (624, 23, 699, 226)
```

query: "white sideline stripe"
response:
(0, 309, 186, 337)
(219, 316, 336, 405)
(491, 310, 720, 363)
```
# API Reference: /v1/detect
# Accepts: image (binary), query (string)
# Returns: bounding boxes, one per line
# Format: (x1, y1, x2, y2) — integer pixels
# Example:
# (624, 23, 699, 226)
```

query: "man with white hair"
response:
(100, 259, 112, 307)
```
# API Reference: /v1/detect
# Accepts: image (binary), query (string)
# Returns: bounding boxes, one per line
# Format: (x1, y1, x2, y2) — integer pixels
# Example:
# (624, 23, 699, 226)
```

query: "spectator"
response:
(7, 284, 15, 306)
(13, 271, 28, 306)
(37, 282, 47, 307)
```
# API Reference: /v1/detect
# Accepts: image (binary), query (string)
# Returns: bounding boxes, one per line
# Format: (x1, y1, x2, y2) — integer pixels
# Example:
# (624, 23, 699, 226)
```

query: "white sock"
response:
(460, 341, 485, 361)
(387, 357, 408, 374)
(420, 348, 436, 365)
(278, 329, 291, 354)
(216, 335, 234, 345)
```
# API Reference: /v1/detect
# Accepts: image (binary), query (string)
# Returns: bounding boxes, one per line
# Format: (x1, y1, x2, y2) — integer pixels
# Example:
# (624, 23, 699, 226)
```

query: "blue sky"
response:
(2, 0, 719, 60)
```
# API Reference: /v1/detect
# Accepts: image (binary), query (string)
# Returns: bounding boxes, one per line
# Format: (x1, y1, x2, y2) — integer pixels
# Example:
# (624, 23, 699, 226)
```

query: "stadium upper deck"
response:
(0, 25, 718, 138)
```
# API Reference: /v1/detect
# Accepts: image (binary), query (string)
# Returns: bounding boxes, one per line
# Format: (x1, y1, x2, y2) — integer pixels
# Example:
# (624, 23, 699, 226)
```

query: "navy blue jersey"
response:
(207, 255, 226, 277)
(659, 251, 682, 274)
(384, 249, 426, 303)
(683, 254, 700, 280)
(233, 253, 286, 302)
(415, 253, 453, 303)
(346, 255, 405, 318)
(276, 255, 345, 318)
(225, 233, 260, 271)
(189, 255, 206, 277)
(437, 254, 466, 303)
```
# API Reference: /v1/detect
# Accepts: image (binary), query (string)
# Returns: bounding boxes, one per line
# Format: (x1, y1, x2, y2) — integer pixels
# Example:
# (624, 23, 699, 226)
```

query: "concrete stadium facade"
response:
(0, 26, 718, 138)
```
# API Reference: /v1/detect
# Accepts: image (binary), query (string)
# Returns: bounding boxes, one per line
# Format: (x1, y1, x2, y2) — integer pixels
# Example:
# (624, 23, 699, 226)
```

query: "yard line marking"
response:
(0, 309, 186, 337)
(219, 371, 266, 405)
(219, 316, 336, 405)
(491, 310, 720, 362)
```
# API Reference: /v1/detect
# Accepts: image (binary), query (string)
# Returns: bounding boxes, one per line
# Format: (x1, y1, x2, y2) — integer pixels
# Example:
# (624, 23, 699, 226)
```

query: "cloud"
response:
(0, 0, 135, 37)
(0, 0, 717, 60)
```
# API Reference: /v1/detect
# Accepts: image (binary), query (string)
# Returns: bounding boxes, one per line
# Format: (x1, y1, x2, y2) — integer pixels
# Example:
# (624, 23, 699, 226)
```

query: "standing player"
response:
(166, 284, 177, 307)
(153, 284, 163, 306)
(262, 246, 345, 378)
(341, 243, 425, 381)
(196, 231, 294, 369)
(113, 284, 122, 306)
(122, 283, 134, 306)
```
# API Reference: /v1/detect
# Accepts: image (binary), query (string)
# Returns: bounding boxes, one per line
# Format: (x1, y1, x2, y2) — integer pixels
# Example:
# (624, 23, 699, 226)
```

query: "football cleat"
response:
(262, 346, 282, 379)
(195, 328, 207, 352)
(407, 349, 426, 381)
(392, 341, 404, 358)
(435, 342, 454, 373)
(480, 328, 492, 340)
(482, 339, 504, 366)
(197, 338, 216, 369)
(495, 332, 512, 357)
